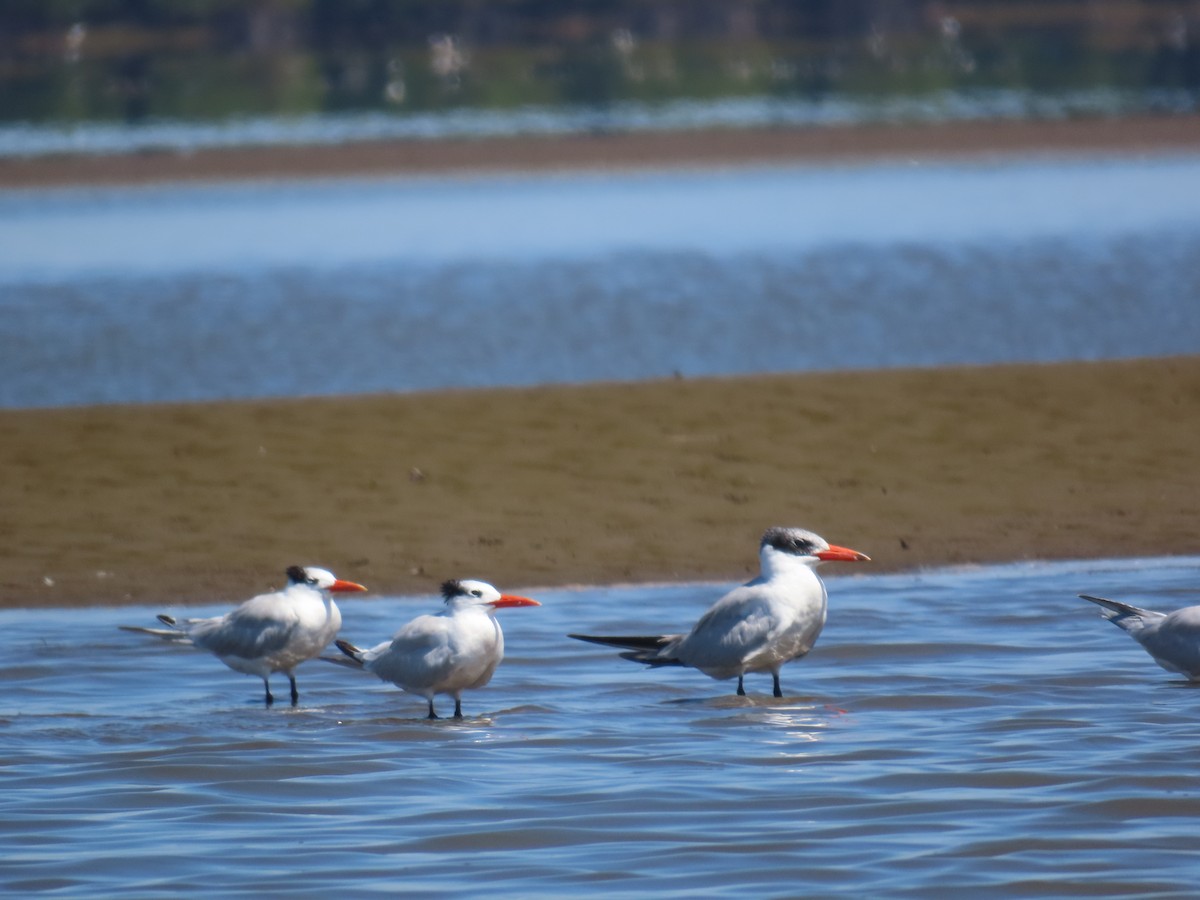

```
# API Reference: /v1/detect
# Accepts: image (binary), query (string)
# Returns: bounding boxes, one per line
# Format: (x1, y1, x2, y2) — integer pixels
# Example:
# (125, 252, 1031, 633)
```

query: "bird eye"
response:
(470, 589, 482, 597)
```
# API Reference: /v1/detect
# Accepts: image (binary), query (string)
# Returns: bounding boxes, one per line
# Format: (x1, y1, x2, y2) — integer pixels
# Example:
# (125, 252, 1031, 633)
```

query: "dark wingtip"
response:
(156, 613, 177, 627)
(568, 633, 671, 649)
(568, 633, 611, 645)
(334, 639, 360, 659)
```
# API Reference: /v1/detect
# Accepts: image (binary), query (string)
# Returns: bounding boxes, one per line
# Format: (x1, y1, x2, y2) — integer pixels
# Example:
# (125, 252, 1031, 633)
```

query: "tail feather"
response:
(118, 615, 190, 643)
(334, 639, 366, 666)
(1079, 594, 1163, 635)
(568, 633, 683, 667)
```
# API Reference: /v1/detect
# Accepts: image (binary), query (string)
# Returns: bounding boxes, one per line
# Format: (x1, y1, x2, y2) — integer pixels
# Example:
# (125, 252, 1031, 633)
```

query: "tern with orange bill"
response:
(570, 527, 869, 698)
(331, 579, 541, 719)
(120, 565, 367, 706)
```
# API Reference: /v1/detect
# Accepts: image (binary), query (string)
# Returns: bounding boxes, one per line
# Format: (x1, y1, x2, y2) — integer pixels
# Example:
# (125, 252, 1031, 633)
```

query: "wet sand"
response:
(3, 357, 1198, 608)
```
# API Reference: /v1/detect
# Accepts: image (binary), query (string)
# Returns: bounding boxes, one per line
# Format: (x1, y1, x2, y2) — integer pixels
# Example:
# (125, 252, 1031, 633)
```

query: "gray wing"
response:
(188, 609, 298, 659)
(1079, 594, 1165, 636)
(363, 615, 458, 689)
(674, 585, 779, 667)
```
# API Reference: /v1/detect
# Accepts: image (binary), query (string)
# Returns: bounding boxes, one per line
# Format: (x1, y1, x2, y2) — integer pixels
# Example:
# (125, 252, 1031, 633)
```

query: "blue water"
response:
(1, 154, 1199, 408)
(3, 556, 1199, 896)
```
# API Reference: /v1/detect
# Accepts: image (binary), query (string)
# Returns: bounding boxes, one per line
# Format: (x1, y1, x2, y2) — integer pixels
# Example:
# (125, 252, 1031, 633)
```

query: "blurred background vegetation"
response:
(1, 0, 1198, 125)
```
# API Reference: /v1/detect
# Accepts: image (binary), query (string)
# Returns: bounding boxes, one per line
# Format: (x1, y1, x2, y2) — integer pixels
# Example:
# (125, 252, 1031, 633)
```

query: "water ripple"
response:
(2, 159, 1199, 407)
(2, 556, 1199, 895)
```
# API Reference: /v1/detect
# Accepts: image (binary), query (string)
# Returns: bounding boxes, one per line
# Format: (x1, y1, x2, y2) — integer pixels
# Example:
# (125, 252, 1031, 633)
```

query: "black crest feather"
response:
(440, 579, 465, 601)
(286, 565, 310, 584)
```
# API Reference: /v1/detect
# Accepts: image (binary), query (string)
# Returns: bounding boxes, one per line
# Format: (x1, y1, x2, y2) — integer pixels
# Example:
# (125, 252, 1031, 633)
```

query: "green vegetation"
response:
(1, 1, 1196, 125)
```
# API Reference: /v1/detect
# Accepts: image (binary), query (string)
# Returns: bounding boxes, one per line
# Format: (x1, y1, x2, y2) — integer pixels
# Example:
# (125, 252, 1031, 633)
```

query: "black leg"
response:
(453, 698, 463, 719)
(772, 672, 783, 699)
(736, 675, 746, 696)
(427, 699, 439, 720)
(289, 675, 299, 707)
(263, 679, 274, 707)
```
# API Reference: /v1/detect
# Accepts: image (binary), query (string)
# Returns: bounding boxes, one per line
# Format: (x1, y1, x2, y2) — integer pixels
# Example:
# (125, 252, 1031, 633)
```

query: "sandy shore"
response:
(3, 357, 1198, 608)
(4, 115, 1198, 608)
(3, 115, 1200, 189)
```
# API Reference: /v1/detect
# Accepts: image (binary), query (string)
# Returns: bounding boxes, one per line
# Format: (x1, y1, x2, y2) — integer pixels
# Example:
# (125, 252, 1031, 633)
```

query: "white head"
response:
(758, 527, 870, 576)
(285, 565, 368, 594)
(440, 579, 541, 613)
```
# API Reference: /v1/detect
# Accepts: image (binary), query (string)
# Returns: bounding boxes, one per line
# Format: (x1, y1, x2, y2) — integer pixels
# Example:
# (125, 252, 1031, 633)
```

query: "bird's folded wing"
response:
(189, 612, 298, 659)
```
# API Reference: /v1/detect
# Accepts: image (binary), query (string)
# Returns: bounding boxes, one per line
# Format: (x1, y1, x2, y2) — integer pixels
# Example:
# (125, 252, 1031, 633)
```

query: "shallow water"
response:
(3, 556, 1200, 896)
(2, 155, 1199, 408)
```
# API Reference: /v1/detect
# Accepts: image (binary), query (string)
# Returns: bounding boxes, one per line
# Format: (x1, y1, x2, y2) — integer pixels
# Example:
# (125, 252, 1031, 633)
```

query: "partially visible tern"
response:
(570, 526, 869, 697)
(331, 579, 541, 719)
(1079, 593, 1200, 680)
(120, 565, 367, 706)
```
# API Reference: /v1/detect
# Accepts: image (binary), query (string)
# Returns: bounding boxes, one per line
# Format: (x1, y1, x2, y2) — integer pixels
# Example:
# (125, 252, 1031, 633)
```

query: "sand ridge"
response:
(3, 357, 1197, 608)
(4, 115, 1200, 189)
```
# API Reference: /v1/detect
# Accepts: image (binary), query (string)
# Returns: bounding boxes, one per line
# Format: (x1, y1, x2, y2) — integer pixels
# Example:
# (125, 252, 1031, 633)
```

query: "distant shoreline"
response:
(2, 114, 1199, 189)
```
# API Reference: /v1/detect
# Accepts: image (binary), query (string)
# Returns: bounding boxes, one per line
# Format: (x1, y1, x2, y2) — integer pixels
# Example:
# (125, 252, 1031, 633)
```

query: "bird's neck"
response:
(446, 600, 492, 618)
(323, 594, 342, 630)
(295, 585, 339, 617)
(760, 550, 821, 587)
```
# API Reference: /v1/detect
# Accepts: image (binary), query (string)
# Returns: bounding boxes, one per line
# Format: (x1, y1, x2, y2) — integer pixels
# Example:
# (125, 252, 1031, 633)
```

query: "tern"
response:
(331, 579, 541, 719)
(569, 526, 869, 697)
(120, 565, 367, 706)
(1079, 593, 1200, 679)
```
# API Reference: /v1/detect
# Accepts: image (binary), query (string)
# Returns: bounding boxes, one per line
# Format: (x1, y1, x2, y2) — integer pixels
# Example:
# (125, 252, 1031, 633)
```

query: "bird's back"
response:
(188, 586, 338, 671)
(672, 570, 826, 678)
(367, 609, 503, 693)
(1081, 594, 1200, 679)
(1138, 606, 1200, 679)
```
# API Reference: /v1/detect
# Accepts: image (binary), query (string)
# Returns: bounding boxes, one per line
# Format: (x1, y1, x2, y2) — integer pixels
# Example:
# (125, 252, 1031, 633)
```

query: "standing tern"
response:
(1079, 593, 1200, 679)
(331, 579, 541, 719)
(120, 565, 367, 706)
(569, 526, 869, 697)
